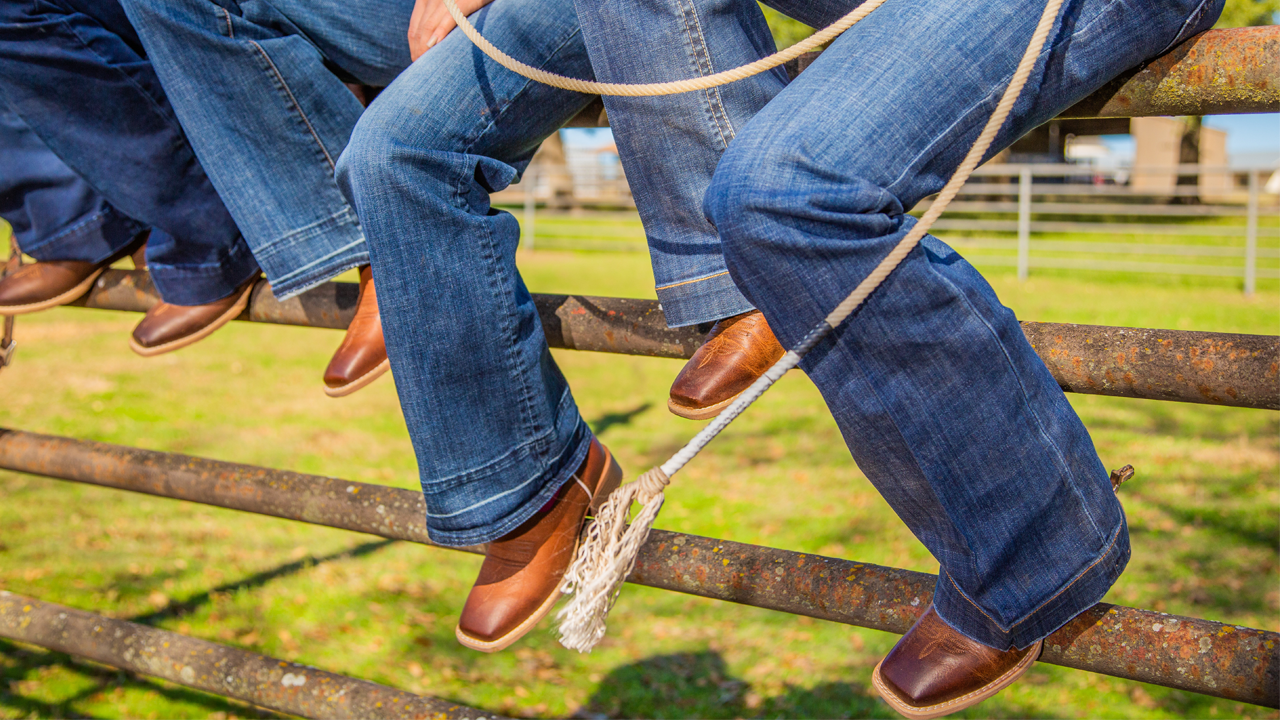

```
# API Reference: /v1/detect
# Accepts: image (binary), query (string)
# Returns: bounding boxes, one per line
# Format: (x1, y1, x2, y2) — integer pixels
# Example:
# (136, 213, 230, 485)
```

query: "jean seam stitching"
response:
(218, 7, 234, 39)
(655, 270, 731, 291)
(944, 519, 1122, 633)
(676, 0, 734, 148)
(247, 40, 336, 171)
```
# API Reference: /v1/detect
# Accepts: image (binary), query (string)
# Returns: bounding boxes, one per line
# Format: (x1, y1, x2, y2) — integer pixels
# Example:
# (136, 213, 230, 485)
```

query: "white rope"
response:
(442, 0, 888, 96)
(441, 0, 1064, 652)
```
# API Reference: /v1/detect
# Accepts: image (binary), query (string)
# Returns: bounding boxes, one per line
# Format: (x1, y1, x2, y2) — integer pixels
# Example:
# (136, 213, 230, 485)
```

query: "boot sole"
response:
(667, 392, 742, 421)
(0, 268, 105, 316)
(454, 447, 624, 653)
(128, 283, 254, 358)
(323, 357, 390, 397)
(871, 639, 1042, 719)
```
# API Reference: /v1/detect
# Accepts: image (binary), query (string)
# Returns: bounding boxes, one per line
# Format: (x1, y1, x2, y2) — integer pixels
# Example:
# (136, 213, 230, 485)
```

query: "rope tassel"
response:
(557, 467, 669, 652)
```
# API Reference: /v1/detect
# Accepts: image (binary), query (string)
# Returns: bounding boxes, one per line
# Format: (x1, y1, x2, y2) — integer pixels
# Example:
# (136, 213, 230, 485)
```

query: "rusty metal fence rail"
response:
(0, 428, 1276, 708)
(71, 269, 1280, 410)
(0, 591, 503, 720)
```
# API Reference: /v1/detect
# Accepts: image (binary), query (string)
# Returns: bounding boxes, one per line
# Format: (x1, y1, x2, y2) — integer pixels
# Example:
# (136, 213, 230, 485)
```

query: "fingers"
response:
(408, 0, 497, 61)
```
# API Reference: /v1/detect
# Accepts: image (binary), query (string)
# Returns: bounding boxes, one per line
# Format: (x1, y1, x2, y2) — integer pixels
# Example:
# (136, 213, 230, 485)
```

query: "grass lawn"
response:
(1, 244, 1277, 719)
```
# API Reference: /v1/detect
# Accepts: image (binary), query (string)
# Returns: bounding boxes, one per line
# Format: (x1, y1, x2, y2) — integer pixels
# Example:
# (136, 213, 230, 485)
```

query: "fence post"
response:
(1017, 165, 1032, 282)
(1244, 169, 1258, 296)
(523, 165, 537, 251)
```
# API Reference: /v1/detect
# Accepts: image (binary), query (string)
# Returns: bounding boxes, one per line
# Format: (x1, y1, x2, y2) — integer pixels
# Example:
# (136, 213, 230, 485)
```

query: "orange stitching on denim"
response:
(655, 270, 730, 291)
(946, 521, 1123, 633)
(218, 7, 234, 39)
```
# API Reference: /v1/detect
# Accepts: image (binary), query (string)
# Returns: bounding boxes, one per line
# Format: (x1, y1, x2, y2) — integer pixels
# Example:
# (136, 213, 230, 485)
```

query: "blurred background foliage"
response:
(760, 0, 1277, 50)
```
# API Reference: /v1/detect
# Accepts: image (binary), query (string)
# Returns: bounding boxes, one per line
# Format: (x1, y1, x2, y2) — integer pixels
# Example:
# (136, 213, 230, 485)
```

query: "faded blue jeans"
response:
(336, 0, 784, 544)
(605, 0, 1219, 649)
(117, 0, 417, 299)
(0, 0, 257, 305)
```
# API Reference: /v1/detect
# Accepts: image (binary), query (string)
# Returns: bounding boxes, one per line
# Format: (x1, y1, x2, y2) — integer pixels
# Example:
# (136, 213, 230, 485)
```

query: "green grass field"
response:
(1, 244, 1277, 719)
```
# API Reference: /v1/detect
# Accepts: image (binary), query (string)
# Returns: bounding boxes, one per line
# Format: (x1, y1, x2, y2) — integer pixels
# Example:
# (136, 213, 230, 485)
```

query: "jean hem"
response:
(250, 209, 368, 300)
(932, 516, 1131, 651)
(148, 243, 261, 306)
(424, 418, 594, 548)
(655, 270, 755, 328)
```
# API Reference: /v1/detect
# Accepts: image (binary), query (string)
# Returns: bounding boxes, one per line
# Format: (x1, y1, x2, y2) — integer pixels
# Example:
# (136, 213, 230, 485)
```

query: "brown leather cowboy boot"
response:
(323, 265, 389, 397)
(0, 234, 146, 315)
(129, 277, 256, 357)
(872, 606, 1042, 719)
(456, 438, 623, 653)
(668, 310, 785, 420)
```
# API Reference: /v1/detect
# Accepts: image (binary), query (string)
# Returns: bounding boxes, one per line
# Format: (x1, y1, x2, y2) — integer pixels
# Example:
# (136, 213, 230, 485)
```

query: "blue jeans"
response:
(648, 0, 1214, 649)
(0, 0, 258, 305)
(333, 0, 784, 544)
(338, 0, 598, 546)
(0, 106, 144, 264)
(117, 0, 418, 299)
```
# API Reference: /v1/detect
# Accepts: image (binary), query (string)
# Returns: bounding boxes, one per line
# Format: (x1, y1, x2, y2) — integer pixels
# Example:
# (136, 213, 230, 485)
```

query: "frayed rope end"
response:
(556, 466, 669, 652)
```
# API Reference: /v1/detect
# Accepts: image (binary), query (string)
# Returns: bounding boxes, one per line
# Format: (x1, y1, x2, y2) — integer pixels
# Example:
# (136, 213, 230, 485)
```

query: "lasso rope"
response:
(442, 0, 1064, 651)
(442, 0, 889, 96)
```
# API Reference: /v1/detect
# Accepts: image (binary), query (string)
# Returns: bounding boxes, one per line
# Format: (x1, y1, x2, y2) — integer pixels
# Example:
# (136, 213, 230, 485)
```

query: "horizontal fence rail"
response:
(0, 428, 1275, 707)
(0, 591, 500, 720)
(69, 270, 1280, 410)
(566, 26, 1280, 126)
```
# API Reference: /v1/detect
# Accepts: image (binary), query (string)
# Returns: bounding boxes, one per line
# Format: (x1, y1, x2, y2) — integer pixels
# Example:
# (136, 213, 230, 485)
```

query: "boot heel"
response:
(589, 450, 624, 515)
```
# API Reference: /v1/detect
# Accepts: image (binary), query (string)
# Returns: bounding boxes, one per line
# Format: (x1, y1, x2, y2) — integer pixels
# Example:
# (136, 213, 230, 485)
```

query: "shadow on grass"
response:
(574, 650, 891, 719)
(0, 639, 281, 719)
(2, 541, 397, 718)
(127, 539, 396, 625)
(589, 403, 652, 437)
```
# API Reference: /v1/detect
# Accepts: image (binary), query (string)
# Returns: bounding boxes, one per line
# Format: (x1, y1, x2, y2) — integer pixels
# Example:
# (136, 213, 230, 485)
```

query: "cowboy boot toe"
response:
(668, 310, 785, 420)
(324, 265, 389, 397)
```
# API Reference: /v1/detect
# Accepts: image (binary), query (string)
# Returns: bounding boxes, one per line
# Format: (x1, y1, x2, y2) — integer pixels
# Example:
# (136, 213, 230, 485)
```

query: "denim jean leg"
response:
(573, 0, 785, 326)
(0, 104, 145, 263)
(0, 0, 257, 304)
(337, 0, 601, 546)
(119, 0, 415, 299)
(702, 0, 1221, 649)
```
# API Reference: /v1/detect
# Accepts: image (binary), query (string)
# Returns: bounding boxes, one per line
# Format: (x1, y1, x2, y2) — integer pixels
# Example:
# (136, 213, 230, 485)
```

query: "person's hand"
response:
(408, 0, 497, 61)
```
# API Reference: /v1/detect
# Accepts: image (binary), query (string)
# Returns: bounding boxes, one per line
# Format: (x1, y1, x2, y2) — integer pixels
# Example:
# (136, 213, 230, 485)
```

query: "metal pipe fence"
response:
(1, 428, 1275, 708)
(0, 591, 502, 720)
(503, 164, 1280, 291)
(67, 269, 1280, 409)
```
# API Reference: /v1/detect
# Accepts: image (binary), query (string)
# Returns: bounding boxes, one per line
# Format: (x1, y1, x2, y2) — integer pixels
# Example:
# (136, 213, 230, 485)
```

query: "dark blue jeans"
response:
(0, 0, 257, 305)
(673, 0, 1222, 649)
(0, 106, 143, 262)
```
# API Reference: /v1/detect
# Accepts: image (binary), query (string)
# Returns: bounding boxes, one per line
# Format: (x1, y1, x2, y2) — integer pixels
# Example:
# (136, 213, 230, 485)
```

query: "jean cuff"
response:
(654, 270, 755, 328)
(932, 517, 1131, 651)
(21, 207, 144, 265)
(148, 239, 261, 306)
(250, 208, 369, 300)
(424, 410, 594, 548)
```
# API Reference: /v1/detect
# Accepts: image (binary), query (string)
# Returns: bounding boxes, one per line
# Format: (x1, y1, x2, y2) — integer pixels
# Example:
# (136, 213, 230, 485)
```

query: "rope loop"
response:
(634, 467, 670, 504)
